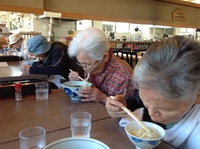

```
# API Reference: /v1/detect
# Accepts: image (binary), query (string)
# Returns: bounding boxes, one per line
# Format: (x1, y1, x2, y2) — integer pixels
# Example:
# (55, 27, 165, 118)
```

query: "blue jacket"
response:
(30, 41, 83, 80)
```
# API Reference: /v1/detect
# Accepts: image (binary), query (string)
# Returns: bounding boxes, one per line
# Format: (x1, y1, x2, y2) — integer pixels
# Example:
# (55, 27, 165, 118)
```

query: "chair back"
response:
(120, 48, 137, 68)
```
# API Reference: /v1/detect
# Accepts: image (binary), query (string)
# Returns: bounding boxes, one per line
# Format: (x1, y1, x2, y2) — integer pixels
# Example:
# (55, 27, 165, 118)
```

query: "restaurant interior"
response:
(0, 0, 200, 148)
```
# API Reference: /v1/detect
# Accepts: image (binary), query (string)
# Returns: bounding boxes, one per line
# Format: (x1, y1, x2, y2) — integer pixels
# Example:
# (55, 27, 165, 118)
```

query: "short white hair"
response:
(68, 27, 110, 60)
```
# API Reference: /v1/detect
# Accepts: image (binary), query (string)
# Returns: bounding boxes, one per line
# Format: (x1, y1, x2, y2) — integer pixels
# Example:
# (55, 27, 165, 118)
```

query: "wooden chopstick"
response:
(110, 96, 150, 133)
(77, 75, 86, 82)
(69, 69, 88, 86)
(121, 105, 150, 132)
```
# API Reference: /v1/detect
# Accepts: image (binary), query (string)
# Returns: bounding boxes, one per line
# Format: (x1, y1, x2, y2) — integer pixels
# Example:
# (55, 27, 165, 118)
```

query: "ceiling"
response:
(156, 0, 200, 8)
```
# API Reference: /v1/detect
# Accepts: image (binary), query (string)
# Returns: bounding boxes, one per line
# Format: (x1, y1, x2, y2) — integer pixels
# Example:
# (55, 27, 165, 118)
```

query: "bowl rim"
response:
(44, 137, 110, 149)
(62, 81, 92, 87)
(125, 121, 166, 141)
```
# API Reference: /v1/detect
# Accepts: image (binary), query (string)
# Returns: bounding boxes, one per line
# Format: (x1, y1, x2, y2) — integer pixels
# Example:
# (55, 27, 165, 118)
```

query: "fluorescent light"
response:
(182, 0, 200, 4)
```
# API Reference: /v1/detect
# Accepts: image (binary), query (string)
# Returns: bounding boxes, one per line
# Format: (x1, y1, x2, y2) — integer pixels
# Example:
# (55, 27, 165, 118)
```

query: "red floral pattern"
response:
(86, 54, 135, 98)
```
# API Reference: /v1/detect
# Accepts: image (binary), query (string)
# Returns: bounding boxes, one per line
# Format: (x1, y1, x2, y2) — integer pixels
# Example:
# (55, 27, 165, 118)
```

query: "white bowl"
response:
(44, 137, 110, 149)
(125, 121, 165, 149)
(62, 81, 92, 102)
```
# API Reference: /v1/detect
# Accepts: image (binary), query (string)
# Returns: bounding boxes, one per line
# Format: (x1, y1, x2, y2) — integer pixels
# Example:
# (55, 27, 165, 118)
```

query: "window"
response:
(102, 21, 115, 33)
(116, 22, 129, 33)
(76, 20, 92, 31)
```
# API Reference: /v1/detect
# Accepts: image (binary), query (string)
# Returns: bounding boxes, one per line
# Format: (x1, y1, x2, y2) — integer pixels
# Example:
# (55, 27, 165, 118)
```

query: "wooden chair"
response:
(119, 48, 138, 68)
(112, 48, 123, 59)
(20, 32, 41, 39)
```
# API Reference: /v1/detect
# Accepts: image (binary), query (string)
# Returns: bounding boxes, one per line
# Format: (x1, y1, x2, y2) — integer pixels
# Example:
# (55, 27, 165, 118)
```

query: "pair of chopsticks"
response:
(69, 69, 88, 86)
(110, 96, 151, 133)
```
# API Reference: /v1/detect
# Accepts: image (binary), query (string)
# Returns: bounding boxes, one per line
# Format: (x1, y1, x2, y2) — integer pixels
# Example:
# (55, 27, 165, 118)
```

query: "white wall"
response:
(34, 17, 76, 41)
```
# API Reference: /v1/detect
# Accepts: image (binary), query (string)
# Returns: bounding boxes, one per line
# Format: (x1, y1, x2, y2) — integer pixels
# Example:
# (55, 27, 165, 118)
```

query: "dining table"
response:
(0, 61, 49, 99)
(0, 61, 48, 82)
(0, 89, 176, 149)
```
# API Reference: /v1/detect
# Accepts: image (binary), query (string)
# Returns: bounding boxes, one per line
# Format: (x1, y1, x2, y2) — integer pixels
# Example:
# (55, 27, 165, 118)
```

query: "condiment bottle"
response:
(15, 82, 22, 101)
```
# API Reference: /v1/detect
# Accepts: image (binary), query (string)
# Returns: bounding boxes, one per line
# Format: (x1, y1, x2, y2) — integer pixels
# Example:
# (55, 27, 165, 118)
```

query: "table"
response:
(0, 56, 23, 62)
(0, 61, 49, 99)
(0, 61, 48, 82)
(0, 89, 176, 149)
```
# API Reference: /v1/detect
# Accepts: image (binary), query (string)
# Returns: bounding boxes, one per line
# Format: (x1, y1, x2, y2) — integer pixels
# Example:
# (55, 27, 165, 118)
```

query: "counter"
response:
(109, 40, 155, 50)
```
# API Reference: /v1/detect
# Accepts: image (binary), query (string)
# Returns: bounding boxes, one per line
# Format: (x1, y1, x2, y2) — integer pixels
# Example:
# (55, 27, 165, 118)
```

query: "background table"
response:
(0, 61, 48, 82)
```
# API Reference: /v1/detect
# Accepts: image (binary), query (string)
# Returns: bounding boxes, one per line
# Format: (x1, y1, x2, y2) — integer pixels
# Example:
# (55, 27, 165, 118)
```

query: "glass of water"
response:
(71, 112, 91, 138)
(35, 83, 49, 100)
(19, 126, 46, 149)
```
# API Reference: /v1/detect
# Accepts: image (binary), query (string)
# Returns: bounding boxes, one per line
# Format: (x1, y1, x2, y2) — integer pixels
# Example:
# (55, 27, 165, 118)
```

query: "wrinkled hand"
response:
(68, 71, 80, 81)
(105, 95, 128, 118)
(79, 86, 108, 104)
(20, 64, 30, 74)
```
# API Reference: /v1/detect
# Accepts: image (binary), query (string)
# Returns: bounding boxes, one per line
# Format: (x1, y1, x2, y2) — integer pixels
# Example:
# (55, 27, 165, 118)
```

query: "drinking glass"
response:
(35, 83, 49, 100)
(19, 126, 46, 149)
(71, 112, 91, 138)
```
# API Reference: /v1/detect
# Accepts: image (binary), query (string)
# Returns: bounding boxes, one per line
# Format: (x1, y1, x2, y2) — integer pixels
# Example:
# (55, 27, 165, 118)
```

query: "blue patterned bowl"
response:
(62, 81, 92, 102)
(125, 121, 165, 149)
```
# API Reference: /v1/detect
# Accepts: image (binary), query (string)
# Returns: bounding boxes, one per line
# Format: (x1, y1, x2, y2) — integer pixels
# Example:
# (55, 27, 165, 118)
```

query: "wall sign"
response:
(172, 8, 186, 21)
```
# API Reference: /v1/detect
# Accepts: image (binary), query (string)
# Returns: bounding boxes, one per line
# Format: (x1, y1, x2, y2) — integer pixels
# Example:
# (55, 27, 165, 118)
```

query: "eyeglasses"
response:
(76, 60, 98, 71)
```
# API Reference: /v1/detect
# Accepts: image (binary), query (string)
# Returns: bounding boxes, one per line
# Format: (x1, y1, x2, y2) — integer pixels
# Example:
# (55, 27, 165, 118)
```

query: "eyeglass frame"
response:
(76, 60, 98, 71)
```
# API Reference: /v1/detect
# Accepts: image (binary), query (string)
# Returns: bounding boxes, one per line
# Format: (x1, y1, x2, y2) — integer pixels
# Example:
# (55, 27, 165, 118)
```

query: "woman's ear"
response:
(194, 90, 200, 104)
(103, 53, 109, 62)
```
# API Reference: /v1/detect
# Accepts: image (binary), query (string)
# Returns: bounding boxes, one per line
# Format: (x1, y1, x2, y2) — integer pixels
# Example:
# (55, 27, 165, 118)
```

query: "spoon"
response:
(110, 96, 151, 133)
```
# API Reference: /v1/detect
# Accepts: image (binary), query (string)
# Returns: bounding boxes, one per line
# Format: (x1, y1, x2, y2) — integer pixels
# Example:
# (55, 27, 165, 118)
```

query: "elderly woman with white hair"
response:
(8, 33, 30, 60)
(106, 36, 200, 149)
(68, 27, 135, 104)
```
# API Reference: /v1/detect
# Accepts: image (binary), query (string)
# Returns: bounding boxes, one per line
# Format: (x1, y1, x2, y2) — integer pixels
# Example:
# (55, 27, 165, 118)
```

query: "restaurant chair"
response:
(112, 48, 123, 59)
(112, 48, 119, 56)
(20, 32, 41, 39)
(120, 48, 138, 68)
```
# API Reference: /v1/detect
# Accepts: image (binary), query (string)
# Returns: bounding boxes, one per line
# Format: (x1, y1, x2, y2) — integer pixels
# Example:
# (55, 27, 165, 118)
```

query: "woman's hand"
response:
(68, 70, 80, 81)
(105, 95, 128, 118)
(79, 86, 108, 104)
(20, 64, 30, 74)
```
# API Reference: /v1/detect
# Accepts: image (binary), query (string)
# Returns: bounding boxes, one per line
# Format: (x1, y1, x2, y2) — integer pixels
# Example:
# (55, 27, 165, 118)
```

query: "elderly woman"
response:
(105, 36, 200, 149)
(68, 27, 135, 104)
(9, 33, 30, 60)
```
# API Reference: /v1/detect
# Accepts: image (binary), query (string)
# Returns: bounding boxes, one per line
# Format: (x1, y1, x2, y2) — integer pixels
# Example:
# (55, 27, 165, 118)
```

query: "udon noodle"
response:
(130, 127, 161, 139)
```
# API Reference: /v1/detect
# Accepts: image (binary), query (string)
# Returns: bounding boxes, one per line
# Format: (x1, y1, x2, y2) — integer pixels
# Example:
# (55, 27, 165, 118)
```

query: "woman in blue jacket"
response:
(20, 35, 83, 87)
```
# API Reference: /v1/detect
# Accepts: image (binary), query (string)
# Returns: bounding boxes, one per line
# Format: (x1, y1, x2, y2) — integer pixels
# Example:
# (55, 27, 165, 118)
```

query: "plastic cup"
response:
(35, 83, 49, 100)
(71, 112, 91, 138)
(19, 126, 46, 149)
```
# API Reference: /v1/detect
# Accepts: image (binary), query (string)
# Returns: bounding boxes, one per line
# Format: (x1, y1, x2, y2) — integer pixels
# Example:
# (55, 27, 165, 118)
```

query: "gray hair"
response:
(133, 36, 200, 100)
(68, 27, 110, 60)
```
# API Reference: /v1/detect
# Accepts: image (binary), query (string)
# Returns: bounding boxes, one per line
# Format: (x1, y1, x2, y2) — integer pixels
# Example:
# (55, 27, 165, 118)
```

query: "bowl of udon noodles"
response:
(125, 121, 165, 149)
(62, 81, 92, 102)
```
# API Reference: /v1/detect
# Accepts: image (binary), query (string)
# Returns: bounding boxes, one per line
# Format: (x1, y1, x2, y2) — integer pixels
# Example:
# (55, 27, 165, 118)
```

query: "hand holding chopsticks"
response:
(110, 96, 150, 133)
